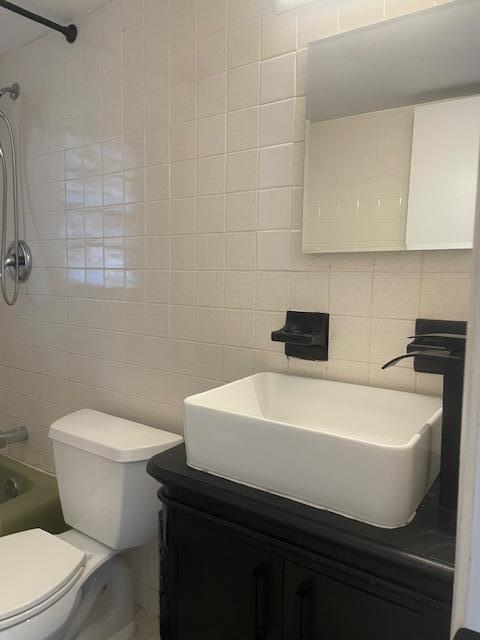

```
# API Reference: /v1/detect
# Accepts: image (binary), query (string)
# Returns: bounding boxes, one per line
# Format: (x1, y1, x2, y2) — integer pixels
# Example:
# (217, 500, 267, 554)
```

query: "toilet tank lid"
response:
(49, 409, 183, 462)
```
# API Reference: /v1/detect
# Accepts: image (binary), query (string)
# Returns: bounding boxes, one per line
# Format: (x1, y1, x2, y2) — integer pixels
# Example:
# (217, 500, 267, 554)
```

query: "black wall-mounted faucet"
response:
(383, 319, 467, 515)
(272, 311, 329, 361)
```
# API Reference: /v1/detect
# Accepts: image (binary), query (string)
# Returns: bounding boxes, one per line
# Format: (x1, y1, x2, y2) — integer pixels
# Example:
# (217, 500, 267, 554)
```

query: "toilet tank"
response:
(49, 410, 183, 551)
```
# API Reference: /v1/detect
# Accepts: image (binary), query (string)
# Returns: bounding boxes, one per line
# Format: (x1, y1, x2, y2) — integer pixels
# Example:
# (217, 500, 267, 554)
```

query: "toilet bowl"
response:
(0, 410, 183, 640)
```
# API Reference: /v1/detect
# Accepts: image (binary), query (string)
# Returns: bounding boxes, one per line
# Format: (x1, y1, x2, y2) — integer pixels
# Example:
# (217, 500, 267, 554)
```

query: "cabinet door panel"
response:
(169, 508, 283, 640)
(284, 562, 450, 640)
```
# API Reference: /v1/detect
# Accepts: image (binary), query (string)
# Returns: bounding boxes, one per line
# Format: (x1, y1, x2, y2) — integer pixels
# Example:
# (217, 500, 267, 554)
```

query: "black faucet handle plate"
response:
(409, 332, 467, 357)
(379, 319, 469, 374)
(408, 320, 468, 373)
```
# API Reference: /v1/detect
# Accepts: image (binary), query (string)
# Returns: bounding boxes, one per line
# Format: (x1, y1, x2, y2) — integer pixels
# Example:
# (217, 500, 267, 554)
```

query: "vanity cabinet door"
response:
(283, 562, 450, 640)
(167, 507, 283, 640)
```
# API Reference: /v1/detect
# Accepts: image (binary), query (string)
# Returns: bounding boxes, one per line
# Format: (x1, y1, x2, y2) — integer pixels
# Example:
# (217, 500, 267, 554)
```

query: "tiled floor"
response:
(133, 610, 159, 640)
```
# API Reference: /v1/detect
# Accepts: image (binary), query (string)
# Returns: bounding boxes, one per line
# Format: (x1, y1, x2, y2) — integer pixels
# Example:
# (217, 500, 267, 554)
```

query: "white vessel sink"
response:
(184, 373, 442, 528)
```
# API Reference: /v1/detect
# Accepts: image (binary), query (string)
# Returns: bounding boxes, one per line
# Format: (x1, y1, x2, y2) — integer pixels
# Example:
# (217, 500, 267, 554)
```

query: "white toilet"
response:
(0, 409, 183, 640)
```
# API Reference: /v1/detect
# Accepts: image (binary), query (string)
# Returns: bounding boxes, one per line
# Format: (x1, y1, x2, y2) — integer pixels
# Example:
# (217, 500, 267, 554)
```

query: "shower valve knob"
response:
(4, 240, 32, 283)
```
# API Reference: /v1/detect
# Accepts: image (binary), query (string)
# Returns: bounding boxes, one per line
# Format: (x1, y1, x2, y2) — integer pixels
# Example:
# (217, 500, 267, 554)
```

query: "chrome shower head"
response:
(0, 84, 19, 100)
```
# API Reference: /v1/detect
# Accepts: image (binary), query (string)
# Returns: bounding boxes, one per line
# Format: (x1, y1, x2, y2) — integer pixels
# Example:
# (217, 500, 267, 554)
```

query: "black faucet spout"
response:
(382, 350, 449, 370)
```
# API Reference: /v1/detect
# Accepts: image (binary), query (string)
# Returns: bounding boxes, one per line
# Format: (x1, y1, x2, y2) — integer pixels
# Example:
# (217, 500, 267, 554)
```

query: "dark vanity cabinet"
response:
(282, 562, 449, 640)
(148, 446, 455, 640)
(165, 506, 283, 640)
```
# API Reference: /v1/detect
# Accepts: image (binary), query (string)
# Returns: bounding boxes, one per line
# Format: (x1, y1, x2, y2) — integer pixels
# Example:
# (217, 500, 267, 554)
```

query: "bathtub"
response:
(0, 455, 67, 536)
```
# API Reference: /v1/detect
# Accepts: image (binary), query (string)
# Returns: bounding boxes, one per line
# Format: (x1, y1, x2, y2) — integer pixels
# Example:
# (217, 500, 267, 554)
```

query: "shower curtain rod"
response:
(0, 0, 77, 43)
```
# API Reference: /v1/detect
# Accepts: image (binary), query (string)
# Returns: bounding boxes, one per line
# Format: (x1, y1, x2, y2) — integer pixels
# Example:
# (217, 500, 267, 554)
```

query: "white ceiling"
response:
(0, 0, 108, 56)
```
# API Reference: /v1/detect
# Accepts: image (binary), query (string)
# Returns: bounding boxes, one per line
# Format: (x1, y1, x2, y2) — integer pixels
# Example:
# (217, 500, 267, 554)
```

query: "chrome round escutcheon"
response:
(5, 240, 32, 282)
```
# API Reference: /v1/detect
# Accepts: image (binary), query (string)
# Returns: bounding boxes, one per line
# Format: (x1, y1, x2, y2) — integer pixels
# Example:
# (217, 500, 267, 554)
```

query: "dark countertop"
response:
(147, 444, 456, 604)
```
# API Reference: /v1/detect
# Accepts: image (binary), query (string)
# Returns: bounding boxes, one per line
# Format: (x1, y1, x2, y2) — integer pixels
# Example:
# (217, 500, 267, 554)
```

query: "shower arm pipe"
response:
(0, 0, 77, 43)
(0, 110, 19, 306)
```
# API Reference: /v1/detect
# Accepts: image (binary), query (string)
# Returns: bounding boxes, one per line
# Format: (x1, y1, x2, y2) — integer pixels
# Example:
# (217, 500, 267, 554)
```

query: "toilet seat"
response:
(0, 530, 116, 640)
(0, 529, 86, 629)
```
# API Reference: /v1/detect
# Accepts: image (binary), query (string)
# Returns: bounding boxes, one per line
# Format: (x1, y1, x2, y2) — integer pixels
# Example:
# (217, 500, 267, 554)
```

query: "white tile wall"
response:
(0, 0, 466, 622)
